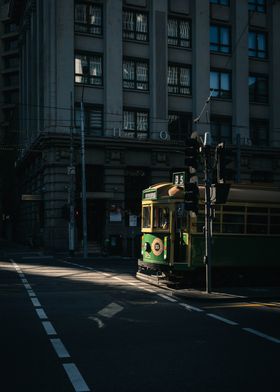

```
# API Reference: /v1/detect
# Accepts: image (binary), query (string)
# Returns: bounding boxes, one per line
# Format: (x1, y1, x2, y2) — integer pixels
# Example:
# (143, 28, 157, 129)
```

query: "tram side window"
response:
(222, 206, 245, 234)
(142, 206, 151, 228)
(153, 207, 169, 230)
(247, 207, 268, 233)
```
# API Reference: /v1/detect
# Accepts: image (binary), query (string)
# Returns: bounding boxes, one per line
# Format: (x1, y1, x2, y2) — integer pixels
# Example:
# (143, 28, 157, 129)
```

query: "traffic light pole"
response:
(80, 100, 88, 259)
(204, 144, 212, 294)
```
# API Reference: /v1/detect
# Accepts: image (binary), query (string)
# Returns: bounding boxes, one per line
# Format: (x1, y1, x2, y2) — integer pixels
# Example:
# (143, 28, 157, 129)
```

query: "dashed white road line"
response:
(243, 328, 280, 344)
(207, 313, 239, 326)
(63, 363, 90, 392)
(157, 293, 177, 303)
(35, 308, 48, 320)
(10, 259, 91, 391)
(31, 297, 41, 307)
(42, 321, 57, 336)
(50, 338, 71, 358)
(179, 302, 204, 312)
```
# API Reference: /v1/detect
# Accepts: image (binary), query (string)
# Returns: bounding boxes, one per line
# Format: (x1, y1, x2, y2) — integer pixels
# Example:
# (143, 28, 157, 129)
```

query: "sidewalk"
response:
(172, 286, 280, 301)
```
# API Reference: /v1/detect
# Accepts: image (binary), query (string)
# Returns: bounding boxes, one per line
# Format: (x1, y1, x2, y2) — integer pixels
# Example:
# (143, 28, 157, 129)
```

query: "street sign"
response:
(172, 172, 186, 187)
(21, 194, 42, 201)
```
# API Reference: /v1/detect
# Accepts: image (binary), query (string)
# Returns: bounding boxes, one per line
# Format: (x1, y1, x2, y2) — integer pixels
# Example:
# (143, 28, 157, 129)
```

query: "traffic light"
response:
(184, 182, 199, 214)
(185, 138, 200, 169)
(216, 143, 233, 183)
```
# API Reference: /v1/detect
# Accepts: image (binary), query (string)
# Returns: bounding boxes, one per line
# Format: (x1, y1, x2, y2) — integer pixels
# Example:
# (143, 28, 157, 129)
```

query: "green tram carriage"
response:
(138, 182, 280, 281)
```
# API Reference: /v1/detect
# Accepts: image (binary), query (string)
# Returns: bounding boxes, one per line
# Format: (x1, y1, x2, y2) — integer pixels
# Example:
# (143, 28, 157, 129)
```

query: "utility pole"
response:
(203, 132, 212, 294)
(80, 100, 88, 259)
(236, 133, 241, 183)
(68, 93, 75, 255)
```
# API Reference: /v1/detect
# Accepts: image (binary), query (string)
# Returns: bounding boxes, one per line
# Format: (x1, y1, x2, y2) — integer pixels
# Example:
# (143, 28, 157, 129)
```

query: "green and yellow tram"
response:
(138, 182, 280, 283)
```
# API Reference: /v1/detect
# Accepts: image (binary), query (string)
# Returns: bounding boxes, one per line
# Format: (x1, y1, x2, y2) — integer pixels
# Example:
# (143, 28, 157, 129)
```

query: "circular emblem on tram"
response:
(151, 238, 164, 256)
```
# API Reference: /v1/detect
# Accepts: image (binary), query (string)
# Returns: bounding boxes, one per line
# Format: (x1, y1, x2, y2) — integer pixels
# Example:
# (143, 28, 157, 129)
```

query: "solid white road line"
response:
(63, 363, 90, 392)
(31, 297, 41, 307)
(179, 303, 204, 312)
(207, 313, 239, 326)
(98, 302, 124, 318)
(157, 294, 177, 303)
(35, 308, 48, 320)
(21, 278, 28, 284)
(50, 338, 70, 358)
(42, 321, 57, 336)
(23, 283, 32, 290)
(243, 328, 280, 344)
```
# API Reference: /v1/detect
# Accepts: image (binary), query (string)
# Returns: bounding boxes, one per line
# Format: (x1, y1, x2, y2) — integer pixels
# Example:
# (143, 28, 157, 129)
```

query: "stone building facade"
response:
(7, 0, 280, 254)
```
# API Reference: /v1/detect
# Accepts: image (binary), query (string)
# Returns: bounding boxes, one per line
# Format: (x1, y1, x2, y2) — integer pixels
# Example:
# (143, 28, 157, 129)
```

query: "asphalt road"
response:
(1, 251, 279, 392)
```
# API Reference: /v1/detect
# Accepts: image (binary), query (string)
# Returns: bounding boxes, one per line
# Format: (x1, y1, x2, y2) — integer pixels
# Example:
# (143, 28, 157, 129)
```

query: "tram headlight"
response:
(144, 242, 151, 252)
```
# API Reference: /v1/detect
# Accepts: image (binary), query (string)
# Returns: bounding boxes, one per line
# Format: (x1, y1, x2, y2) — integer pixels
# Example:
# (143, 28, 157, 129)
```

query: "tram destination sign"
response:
(143, 190, 157, 200)
(172, 172, 186, 187)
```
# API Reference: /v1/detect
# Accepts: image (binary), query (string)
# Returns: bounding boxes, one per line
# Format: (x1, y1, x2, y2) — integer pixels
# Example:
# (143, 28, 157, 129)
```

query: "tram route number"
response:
(172, 172, 186, 187)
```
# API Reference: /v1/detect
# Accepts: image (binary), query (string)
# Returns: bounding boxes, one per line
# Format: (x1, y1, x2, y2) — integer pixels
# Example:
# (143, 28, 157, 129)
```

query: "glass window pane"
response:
(136, 13, 147, 33)
(221, 73, 230, 90)
(180, 20, 190, 39)
(123, 10, 134, 31)
(210, 72, 219, 95)
(220, 27, 229, 45)
(257, 33, 265, 50)
(248, 32, 256, 48)
(124, 111, 135, 130)
(180, 67, 190, 86)
(210, 25, 218, 42)
(143, 206, 151, 228)
(75, 4, 87, 23)
(168, 19, 177, 38)
(137, 112, 148, 131)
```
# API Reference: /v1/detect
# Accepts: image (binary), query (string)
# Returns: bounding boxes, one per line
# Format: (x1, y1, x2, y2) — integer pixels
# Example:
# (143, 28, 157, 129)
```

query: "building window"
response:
(168, 18, 191, 48)
(210, 25, 231, 53)
(211, 117, 232, 144)
(4, 39, 18, 51)
(248, 0, 266, 13)
(75, 2, 102, 35)
(210, 0, 229, 5)
(250, 120, 269, 146)
(168, 112, 192, 141)
(123, 9, 148, 42)
(123, 58, 149, 91)
(249, 74, 268, 103)
(75, 53, 102, 85)
(123, 109, 149, 140)
(210, 70, 231, 98)
(75, 105, 103, 136)
(168, 64, 191, 95)
(248, 31, 267, 59)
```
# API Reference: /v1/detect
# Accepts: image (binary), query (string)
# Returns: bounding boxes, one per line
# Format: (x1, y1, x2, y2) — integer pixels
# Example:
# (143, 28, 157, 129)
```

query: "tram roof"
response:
(142, 182, 280, 204)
